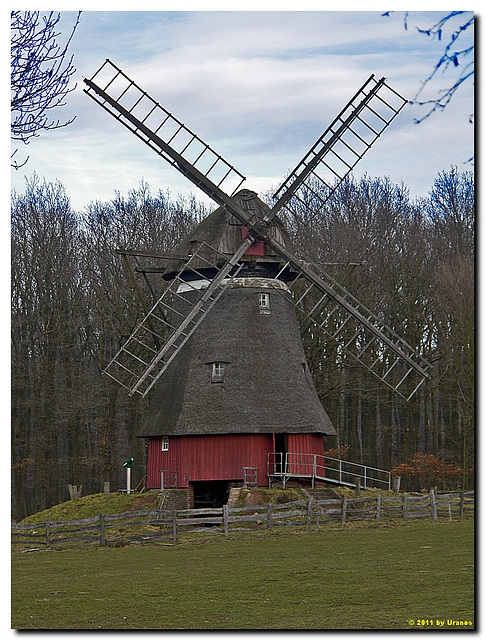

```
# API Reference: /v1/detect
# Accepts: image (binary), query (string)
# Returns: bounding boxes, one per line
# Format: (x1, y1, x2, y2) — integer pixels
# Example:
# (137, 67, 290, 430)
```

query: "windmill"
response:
(84, 60, 430, 499)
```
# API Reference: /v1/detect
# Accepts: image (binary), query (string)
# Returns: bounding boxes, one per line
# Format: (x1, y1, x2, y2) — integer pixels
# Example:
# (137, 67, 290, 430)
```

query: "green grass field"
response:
(11, 519, 474, 630)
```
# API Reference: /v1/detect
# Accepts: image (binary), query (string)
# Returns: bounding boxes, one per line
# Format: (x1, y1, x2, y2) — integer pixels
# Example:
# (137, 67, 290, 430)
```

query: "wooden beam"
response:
(115, 248, 188, 261)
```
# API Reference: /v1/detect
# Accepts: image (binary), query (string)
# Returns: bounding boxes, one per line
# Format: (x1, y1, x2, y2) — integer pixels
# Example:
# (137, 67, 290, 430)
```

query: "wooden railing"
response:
(160, 470, 178, 490)
(12, 490, 474, 548)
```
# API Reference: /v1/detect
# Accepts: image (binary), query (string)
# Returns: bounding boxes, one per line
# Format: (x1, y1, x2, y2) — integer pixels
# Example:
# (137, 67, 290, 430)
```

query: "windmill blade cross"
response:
(85, 59, 429, 400)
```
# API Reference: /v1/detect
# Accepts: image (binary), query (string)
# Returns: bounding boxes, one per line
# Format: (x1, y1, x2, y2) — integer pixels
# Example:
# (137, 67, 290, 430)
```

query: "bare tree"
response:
(11, 173, 474, 518)
(11, 11, 81, 168)
(11, 178, 205, 519)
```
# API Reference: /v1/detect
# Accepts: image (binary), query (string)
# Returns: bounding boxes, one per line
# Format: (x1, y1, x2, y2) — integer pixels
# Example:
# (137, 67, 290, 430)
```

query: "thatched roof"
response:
(138, 189, 335, 439)
(140, 280, 336, 438)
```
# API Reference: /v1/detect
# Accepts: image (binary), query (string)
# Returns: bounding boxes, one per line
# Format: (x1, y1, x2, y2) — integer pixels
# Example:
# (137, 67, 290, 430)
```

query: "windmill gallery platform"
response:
(157, 452, 391, 510)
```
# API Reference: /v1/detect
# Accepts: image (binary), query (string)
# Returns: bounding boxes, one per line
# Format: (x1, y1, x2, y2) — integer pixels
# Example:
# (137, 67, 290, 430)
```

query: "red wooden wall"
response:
(147, 434, 273, 489)
(287, 433, 325, 476)
(146, 432, 326, 490)
(241, 226, 265, 255)
(288, 433, 325, 456)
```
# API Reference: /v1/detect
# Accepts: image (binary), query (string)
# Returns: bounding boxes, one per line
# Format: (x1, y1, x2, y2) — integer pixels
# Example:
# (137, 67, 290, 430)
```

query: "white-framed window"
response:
(258, 292, 270, 314)
(161, 436, 169, 451)
(211, 362, 225, 382)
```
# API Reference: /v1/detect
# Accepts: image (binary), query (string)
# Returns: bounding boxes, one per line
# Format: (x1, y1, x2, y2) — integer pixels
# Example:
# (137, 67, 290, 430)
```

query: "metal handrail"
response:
(268, 452, 391, 490)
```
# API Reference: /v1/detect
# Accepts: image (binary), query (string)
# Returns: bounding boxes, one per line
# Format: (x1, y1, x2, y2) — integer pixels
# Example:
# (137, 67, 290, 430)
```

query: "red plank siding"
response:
(241, 226, 265, 255)
(287, 433, 325, 476)
(147, 434, 274, 489)
(287, 433, 325, 455)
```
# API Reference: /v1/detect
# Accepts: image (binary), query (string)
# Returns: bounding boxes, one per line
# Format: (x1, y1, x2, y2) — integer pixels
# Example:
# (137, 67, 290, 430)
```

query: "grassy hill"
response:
(18, 488, 309, 524)
(18, 491, 161, 525)
(18, 485, 397, 525)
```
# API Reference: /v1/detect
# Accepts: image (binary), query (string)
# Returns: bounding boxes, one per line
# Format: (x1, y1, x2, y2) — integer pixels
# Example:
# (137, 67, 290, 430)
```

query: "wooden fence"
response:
(12, 490, 474, 548)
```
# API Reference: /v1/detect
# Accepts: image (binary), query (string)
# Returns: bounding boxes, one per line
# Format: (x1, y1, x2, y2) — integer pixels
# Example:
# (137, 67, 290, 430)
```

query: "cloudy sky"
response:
(11, 8, 475, 212)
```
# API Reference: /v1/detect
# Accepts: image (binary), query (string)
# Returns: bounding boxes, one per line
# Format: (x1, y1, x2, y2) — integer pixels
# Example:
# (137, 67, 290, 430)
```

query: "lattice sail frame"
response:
(84, 59, 246, 201)
(85, 59, 430, 401)
(104, 240, 248, 397)
(273, 263, 429, 401)
(270, 75, 407, 217)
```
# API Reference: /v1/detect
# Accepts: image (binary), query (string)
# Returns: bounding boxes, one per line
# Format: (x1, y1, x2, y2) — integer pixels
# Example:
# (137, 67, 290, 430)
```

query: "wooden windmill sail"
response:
(84, 59, 431, 405)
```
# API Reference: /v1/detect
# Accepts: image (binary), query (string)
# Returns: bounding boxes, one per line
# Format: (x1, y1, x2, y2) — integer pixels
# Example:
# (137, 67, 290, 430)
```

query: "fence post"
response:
(459, 491, 465, 517)
(355, 478, 361, 497)
(267, 503, 273, 530)
(402, 493, 407, 520)
(376, 493, 382, 523)
(68, 484, 82, 500)
(306, 498, 313, 530)
(393, 476, 401, 494)
(104, 482, 110, 497)
(223, 504, 229, 537)
(172, 510, 178, 542)
(99, 514, 106, 546)
(430, 489, 438, 520)
(45, 522, 51, 547)
(341, 496, 348, 524)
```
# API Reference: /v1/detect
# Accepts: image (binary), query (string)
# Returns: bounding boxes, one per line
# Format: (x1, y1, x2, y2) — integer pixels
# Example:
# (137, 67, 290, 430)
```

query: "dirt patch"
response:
(130, 493, 159, 511)
(236, 488, 307, 508)
(240, 489, 263, 506)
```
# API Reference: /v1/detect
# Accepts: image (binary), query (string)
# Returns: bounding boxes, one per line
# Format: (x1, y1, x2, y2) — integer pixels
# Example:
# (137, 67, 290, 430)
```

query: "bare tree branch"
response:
(382, 11, 474, 124)
(11, 11, 81, 168)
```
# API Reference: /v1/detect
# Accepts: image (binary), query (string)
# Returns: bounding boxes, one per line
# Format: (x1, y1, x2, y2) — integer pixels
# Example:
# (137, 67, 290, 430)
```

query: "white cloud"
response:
(10, 10, 474, 211)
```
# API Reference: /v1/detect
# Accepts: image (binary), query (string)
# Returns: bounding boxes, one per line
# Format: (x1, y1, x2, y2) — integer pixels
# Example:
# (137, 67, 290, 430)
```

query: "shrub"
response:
(391, 453, 471, 491)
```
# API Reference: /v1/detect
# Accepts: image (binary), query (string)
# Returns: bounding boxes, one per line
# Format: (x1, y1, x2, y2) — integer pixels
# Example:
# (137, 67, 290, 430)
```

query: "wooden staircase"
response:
(303, 487, 341, 502)
(158, 488, 192, 511)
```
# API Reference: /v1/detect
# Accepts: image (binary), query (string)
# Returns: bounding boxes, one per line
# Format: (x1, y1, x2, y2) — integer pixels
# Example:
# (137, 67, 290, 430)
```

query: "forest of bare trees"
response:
(11, 169, 474, 520)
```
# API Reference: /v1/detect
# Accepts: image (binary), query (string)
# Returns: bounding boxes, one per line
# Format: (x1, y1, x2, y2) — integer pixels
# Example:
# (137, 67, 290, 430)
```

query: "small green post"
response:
(123, 458, 134, 494)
